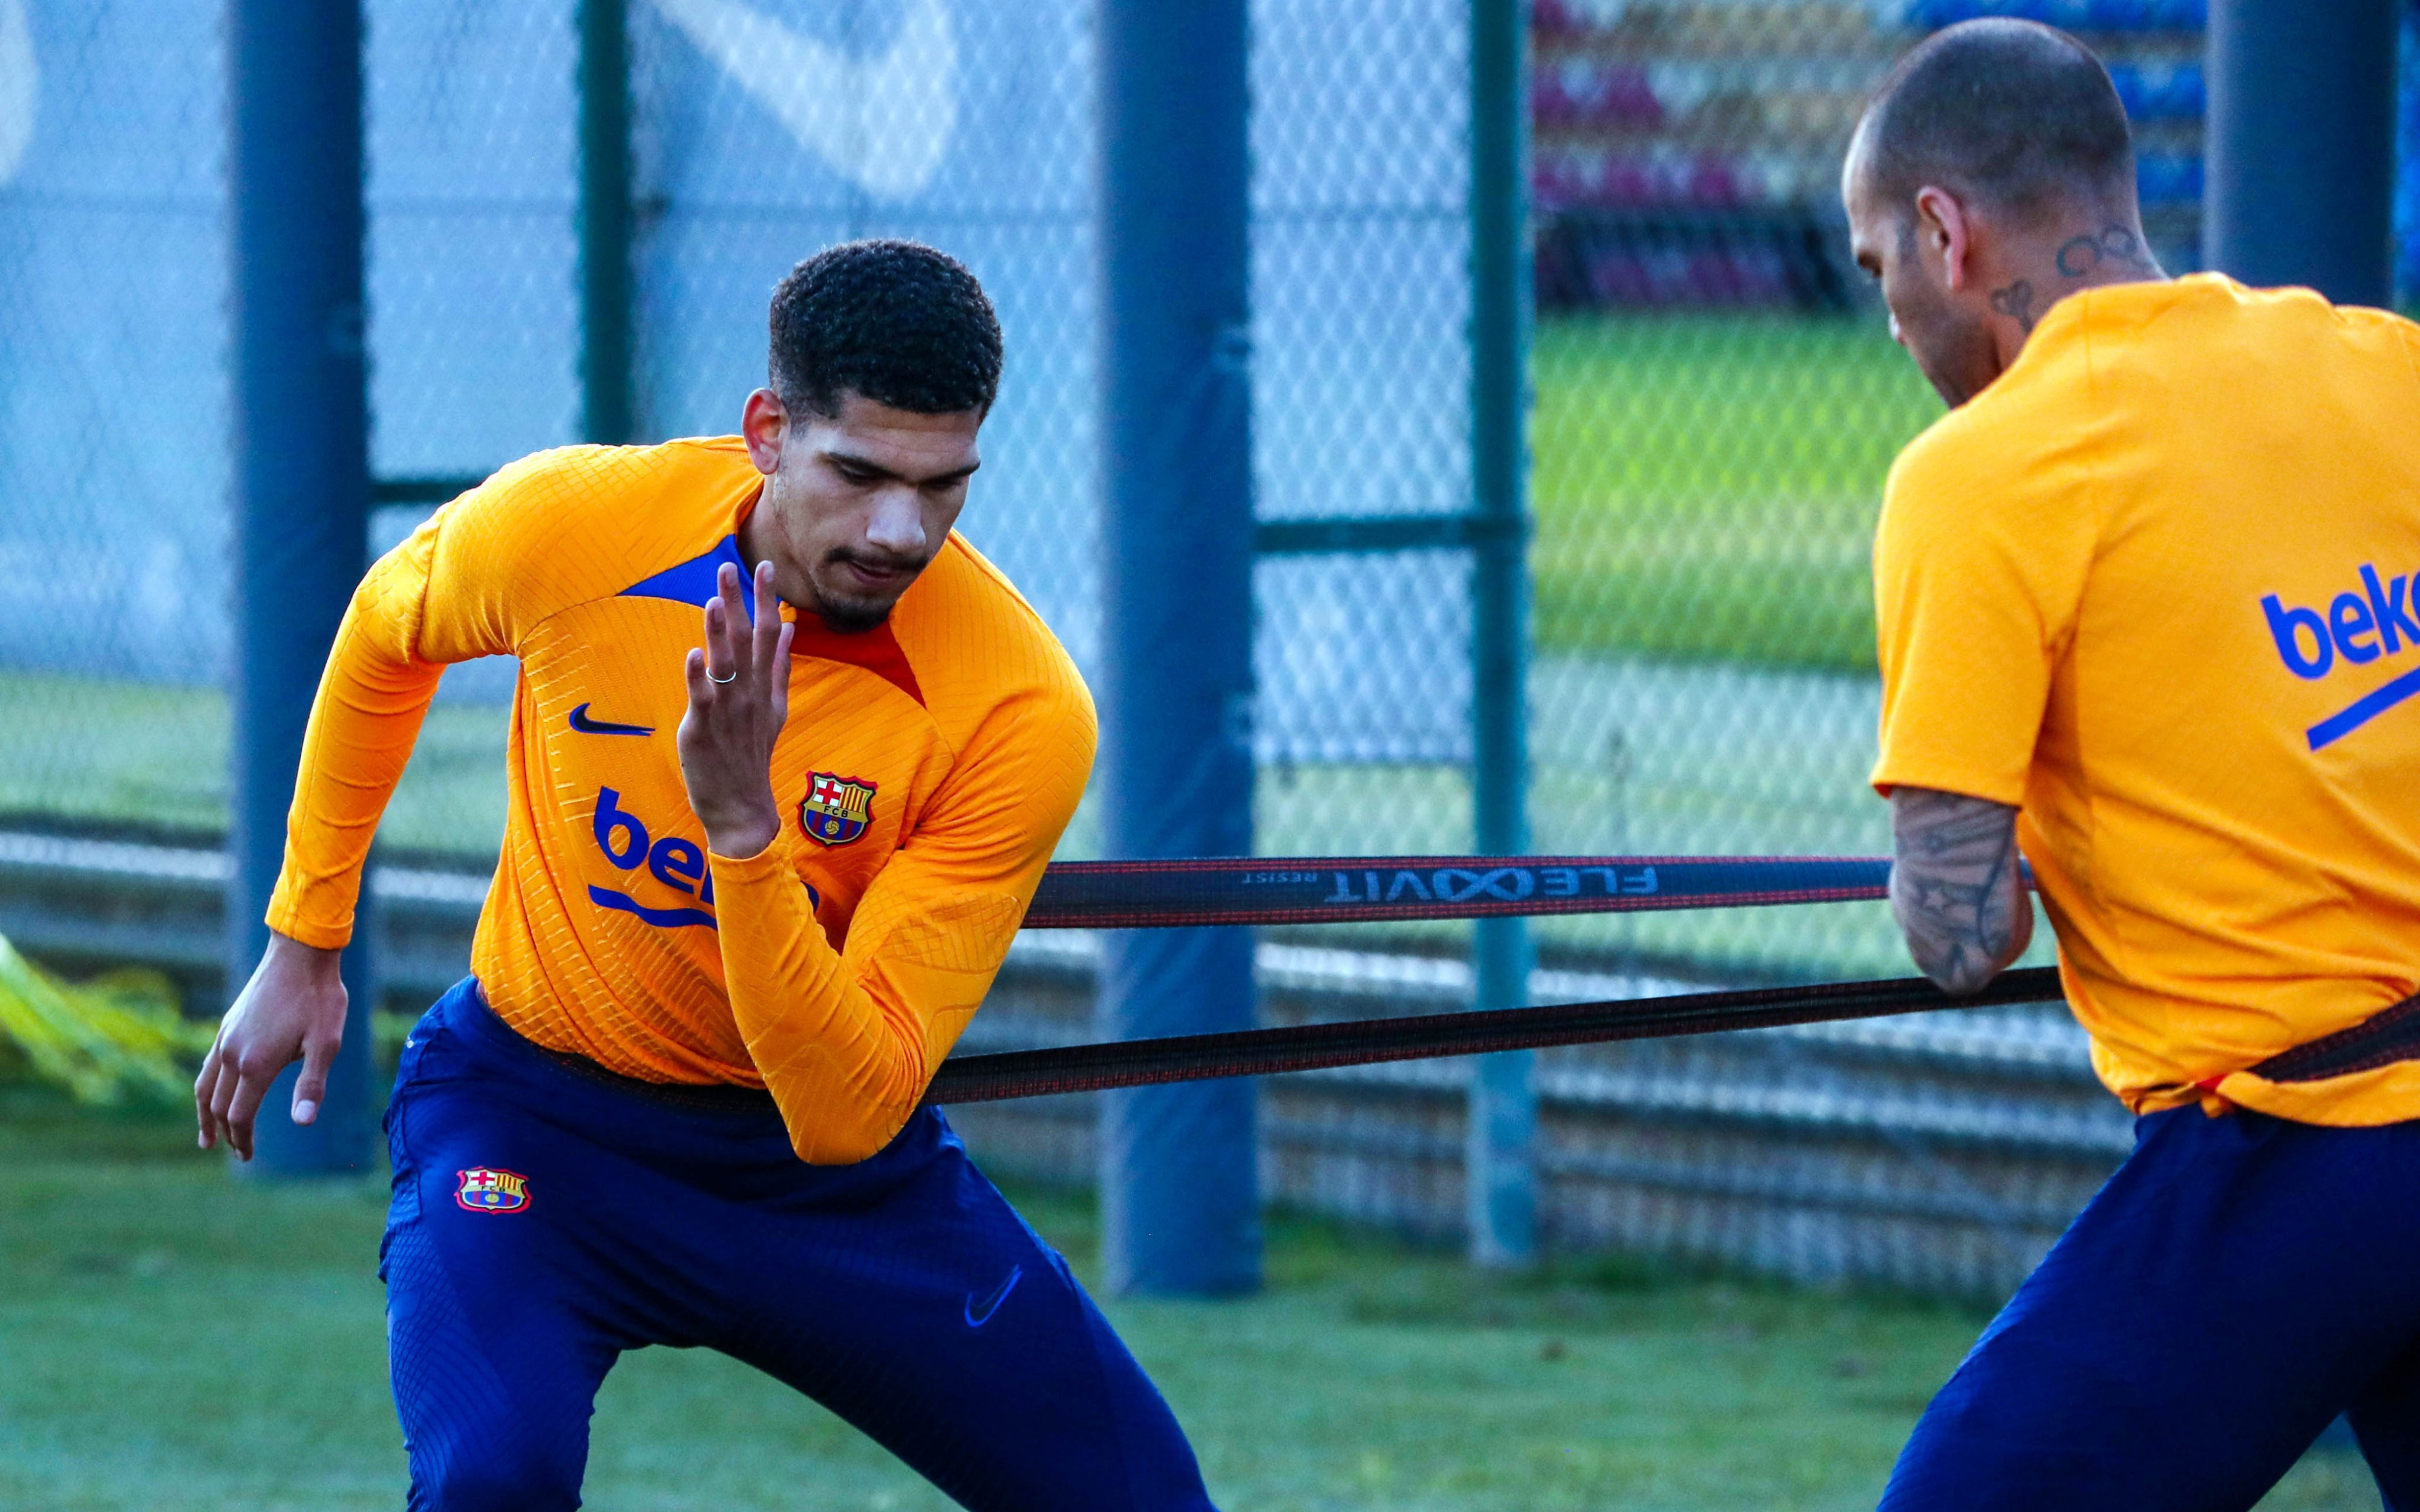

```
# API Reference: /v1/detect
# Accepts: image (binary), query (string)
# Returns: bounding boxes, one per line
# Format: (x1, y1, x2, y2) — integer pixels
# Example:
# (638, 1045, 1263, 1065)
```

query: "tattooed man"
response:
(1844, 21, 2420, 1511)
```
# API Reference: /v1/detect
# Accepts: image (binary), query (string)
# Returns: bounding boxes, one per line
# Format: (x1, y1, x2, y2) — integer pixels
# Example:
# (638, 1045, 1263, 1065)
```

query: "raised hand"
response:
(677, 558, 794, 859)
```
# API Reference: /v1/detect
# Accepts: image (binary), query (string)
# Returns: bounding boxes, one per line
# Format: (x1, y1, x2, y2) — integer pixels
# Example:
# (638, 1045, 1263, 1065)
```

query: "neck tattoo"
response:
(2054, 224, 2154, 279)
(1988, 279, 2038, 333)
(1989, 223, 2154, 335)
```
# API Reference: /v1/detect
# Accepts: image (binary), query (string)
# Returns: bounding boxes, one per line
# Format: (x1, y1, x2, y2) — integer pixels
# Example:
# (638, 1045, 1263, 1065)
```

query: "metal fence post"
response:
(1468, 0, 1537, 1270)
(1096, 0, 1260, 1299)
(2207, 0, 2398, 306)
(578, 0, 635, 445)
(229, 0, 374, 1176)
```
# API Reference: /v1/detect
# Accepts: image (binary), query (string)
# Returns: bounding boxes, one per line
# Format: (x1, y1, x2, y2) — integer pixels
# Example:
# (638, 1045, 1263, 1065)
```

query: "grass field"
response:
(1532, 312, 1940, 671)
(0, 669, 513, 857)
(0, 1082, 2378, 1512)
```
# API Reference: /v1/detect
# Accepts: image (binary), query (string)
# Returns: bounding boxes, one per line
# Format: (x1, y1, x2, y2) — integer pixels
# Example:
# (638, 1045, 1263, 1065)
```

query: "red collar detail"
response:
(790, 613, 924, 706)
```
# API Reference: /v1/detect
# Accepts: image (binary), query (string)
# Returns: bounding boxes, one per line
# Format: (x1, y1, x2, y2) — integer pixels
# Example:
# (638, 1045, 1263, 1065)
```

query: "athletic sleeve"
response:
(264, 449, 615, 948)
(1871, 394, 2102, 806)
(707, 675, 1097, 1164)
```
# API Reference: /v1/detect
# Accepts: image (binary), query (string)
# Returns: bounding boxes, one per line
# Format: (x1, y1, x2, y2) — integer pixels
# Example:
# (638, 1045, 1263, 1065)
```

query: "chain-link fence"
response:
(9, 0, 2420, 1293)
(1520, 0, 2219, 986)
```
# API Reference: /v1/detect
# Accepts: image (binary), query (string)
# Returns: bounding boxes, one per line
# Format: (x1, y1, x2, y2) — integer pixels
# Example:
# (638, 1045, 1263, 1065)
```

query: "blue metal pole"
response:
(578, 0, 635, 445)
(1468, 0, 1537, 1270)
(229, 0, 374, 1176)
(1097, 0, 1260, 1297)
(2206, 0, 2398, 306)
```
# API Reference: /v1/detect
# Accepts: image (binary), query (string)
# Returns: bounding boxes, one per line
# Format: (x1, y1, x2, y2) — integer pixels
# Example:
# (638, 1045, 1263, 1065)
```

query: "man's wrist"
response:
(704, 812, 782, 861)
(264, 929, 345, 977)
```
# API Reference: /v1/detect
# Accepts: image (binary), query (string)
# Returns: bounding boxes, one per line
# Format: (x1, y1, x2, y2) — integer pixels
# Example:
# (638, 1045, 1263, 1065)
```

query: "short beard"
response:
(813, 597, 891, 634)
(1886, 215, 1999, 408)
(1898, 284, 2000, 408)
(1912, 313, 2000, 408)
(808, 548, 927, 633)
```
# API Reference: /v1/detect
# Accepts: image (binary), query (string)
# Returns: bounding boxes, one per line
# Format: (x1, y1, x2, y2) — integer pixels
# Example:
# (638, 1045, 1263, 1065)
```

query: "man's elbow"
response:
(788, 1100, 917, 1166)
(1905, 909, 2031, 996)
(1914, 950, 2005, 998)
(793, 1128, 886, 1166)
(773, 1020, 937, 1165)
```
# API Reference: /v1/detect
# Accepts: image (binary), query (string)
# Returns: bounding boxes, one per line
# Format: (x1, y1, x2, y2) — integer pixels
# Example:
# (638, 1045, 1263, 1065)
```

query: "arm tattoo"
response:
(1989, 279, 2038, 333)
(1888, 786, 2033, 996)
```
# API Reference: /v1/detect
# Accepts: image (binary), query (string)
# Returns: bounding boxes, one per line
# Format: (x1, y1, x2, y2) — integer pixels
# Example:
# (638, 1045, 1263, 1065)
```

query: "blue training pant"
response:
(1883, 1104, 2420, 1511)
(381, 978, 1216, 1511)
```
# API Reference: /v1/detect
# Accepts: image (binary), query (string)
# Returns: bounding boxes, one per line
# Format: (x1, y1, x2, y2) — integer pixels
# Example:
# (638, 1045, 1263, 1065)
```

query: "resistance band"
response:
(1027, 855, 1895, 930)
(924, 965, 2064, 1104)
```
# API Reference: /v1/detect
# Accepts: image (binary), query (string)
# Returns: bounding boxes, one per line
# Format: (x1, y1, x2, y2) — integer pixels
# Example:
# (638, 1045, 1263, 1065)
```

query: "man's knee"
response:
(406, 1419, 588, 1512)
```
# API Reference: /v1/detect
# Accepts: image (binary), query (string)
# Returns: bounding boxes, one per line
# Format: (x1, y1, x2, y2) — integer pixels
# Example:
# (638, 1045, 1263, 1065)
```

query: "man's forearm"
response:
(264, 602, 448, 948)
(1889, 786, 2033, 995)
(710, 839, 932, 1164)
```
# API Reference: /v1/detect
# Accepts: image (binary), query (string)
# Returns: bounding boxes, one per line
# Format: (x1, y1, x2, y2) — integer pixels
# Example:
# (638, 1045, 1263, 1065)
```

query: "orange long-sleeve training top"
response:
(265, 438, 1097, 1162)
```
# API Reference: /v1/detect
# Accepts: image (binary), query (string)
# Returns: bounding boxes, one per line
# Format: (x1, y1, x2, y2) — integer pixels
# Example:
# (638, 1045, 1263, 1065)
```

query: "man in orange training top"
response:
(194, 240, 1218, 1511)
(1847, 21, 2420, 1512)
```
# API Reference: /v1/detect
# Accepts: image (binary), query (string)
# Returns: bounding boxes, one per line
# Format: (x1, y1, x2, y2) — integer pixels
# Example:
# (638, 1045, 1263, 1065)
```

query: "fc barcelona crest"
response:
(800, 772, 877, 847)
(456, 1167, 529, 1214)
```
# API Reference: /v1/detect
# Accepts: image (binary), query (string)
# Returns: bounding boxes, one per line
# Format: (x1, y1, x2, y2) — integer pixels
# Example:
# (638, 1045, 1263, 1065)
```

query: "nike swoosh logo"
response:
(647, 0, 957, 200)
(569, 703, 654, 737)
(964, 1263, 1022, 1329)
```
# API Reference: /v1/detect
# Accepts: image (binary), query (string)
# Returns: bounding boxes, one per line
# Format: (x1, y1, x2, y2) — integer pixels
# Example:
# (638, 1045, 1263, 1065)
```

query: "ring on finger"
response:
(708, 668, 738, 684)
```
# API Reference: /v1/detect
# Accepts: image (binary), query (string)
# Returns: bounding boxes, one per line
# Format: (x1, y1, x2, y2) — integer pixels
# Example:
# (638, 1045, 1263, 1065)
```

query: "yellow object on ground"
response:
(0, 936, 207, 1105)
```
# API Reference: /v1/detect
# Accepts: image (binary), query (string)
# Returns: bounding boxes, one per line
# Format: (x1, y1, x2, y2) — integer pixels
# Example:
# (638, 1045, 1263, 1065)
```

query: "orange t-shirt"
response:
(1874, 273, 2420, 1126)
(266, 438, 1097, 1161)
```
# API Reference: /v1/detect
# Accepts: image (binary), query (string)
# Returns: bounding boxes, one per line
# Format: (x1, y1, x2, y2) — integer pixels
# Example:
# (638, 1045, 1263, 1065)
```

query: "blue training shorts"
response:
(1883, 1103, 2420, 1511)
(380, 977, 1217, 1511)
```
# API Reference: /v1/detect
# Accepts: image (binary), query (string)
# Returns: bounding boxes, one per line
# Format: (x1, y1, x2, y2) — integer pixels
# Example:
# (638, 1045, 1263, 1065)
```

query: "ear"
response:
(741, 388, 788, 477)
(1912, 185, 1975, 293)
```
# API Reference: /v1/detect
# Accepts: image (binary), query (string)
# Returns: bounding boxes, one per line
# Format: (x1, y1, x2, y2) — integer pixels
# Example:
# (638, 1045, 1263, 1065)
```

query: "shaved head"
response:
(1852, 19, 2137, 228)
(1842, 20, 2160, 408)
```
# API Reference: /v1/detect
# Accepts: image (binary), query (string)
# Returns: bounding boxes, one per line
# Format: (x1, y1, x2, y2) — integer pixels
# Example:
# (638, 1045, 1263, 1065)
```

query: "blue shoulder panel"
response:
(618, 536, 754, 619)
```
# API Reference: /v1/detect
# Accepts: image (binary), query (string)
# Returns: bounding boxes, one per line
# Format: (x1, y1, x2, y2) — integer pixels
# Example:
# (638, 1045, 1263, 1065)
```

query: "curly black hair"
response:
(767, 240, 1002, 419)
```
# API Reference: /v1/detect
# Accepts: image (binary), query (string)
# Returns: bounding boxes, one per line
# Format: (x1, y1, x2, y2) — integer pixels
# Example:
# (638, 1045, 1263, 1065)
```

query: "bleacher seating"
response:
(1906, 1, 2204, 30)
(1534, 1, 2208, 309)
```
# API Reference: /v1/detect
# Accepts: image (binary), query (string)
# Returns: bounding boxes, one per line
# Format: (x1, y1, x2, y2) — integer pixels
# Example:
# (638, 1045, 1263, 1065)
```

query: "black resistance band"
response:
(1025, 855, 1895, 930)
(923, 966, 2065, 1105)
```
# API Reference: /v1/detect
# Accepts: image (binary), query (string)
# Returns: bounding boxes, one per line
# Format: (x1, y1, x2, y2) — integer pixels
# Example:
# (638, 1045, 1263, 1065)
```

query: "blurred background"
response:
(1, 4, 2416, 1505)
(11, 0, 2420, 1286)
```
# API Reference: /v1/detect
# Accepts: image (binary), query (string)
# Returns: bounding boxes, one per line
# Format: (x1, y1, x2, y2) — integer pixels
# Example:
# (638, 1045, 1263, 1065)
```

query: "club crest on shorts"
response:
(800, 772, 877, 847)
(455, 1167, 530, 1214)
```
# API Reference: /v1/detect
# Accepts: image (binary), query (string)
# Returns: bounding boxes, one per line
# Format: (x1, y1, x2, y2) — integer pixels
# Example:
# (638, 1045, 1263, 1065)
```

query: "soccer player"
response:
(1845, 20, 2420, 1510)
(192, 240, 1218, 1510)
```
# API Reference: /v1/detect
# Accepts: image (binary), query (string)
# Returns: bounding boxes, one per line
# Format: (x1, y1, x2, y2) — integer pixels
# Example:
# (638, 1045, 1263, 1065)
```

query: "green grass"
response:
(0, 668, 511, 857)
(0, 1085, 2380, 1511)
(1532, 312, 1943, 671)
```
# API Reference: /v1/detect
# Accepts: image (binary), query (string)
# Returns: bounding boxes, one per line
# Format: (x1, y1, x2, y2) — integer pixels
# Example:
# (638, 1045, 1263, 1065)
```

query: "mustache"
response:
(822, 545, 929, 579)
